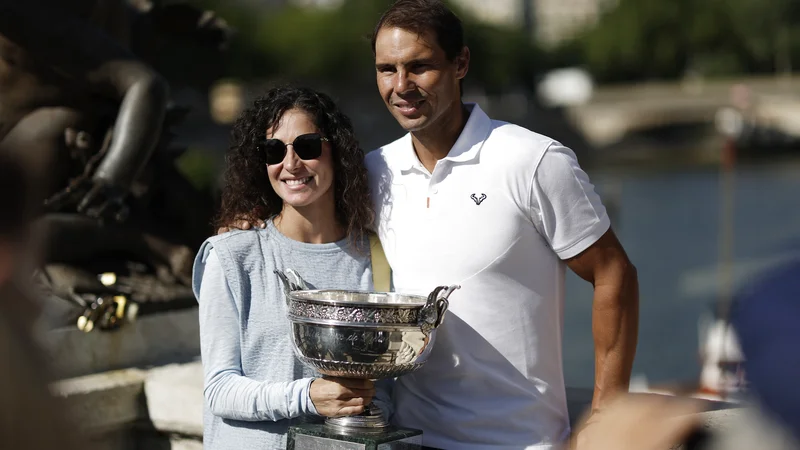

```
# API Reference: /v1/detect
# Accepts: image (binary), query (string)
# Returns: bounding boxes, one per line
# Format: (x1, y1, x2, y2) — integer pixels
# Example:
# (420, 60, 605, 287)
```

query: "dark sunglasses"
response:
(257, 133, 329, 165)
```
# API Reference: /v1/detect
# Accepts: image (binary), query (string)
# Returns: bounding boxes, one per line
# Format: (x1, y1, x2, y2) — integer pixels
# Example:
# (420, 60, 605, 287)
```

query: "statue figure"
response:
(0, 0, 231, 328)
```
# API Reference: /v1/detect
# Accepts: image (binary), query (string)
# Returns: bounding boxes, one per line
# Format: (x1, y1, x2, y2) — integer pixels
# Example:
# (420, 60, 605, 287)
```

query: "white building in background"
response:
(452, 0, 521, 27)
(232, 0, 343, 8)
(289, 0, 344, 9)
(453, 0, 615, 47)
(535, 0, 611, 45)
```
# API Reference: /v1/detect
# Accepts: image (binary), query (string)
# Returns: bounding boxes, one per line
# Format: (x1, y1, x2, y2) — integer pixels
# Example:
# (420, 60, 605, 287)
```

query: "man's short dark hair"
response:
(371, 0, 466, 61)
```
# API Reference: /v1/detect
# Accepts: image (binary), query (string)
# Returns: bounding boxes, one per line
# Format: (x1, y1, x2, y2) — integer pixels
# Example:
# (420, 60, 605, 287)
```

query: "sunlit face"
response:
(266, 108, 335, 211)
(374, 27, 469, 132)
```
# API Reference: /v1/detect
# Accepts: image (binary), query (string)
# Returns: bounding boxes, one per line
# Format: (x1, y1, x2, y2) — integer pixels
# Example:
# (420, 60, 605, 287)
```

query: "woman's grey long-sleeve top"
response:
(192, 223, 393, 450)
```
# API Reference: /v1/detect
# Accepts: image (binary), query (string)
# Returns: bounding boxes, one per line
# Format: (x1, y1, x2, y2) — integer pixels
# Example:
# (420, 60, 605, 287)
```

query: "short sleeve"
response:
(529, 143, 610, 260)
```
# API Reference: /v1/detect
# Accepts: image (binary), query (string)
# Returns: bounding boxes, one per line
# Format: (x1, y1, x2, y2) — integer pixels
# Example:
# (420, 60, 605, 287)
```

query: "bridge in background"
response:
(568, 76, 800, 150)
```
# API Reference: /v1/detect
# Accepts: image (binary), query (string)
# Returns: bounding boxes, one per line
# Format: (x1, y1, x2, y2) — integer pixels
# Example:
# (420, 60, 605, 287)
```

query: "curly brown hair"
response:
(215, 85, 373, 246)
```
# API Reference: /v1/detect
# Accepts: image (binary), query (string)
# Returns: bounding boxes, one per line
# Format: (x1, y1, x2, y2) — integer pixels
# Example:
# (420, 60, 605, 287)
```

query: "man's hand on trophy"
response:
(309, 377, 376, 418)
(216, 217, 266, 235)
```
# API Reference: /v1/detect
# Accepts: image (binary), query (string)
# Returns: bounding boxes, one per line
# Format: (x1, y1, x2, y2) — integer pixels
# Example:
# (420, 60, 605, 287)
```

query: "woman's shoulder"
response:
(195, 230, 269, 269)
(192, 229, 277, 297)
(205, 229, 263, 249)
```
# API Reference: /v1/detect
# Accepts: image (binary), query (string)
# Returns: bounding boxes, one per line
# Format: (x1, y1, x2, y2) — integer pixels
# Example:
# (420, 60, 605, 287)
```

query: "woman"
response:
(192, 86, 391, 449)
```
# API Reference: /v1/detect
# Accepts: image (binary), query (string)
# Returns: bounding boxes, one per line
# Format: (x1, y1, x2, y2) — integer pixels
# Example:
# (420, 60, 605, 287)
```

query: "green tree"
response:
(569, 0, 692, 82)
(562, 0, 800, 82)
(195, 0, 547, 92)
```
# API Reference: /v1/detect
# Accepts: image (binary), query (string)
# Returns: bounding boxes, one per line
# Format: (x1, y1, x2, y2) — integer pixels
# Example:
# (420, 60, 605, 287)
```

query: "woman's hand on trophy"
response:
(310, 377, 376, 417)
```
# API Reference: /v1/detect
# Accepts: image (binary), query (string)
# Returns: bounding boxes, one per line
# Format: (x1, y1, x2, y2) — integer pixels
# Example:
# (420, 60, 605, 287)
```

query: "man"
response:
(364, 1, 639, 448)
(221, 1, 638, 447)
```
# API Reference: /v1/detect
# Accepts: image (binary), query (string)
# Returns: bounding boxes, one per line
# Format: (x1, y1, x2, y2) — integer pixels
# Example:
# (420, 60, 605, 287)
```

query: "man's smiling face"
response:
(374, 26, 467, 133)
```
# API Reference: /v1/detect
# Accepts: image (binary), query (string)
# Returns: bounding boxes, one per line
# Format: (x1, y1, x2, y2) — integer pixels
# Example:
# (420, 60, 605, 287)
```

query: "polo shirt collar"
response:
(399, 103, 491, 172)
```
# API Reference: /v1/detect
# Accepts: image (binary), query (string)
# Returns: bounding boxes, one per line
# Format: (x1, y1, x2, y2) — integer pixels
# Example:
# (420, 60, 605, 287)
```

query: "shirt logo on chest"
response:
(470, 193, 487, 205)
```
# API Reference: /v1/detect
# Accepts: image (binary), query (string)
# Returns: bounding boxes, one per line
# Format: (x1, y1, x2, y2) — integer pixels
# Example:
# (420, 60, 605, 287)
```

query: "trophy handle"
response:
(434, 285, 459, 327)
(420, 284, 460, 332)
(274, 269, 311, 304)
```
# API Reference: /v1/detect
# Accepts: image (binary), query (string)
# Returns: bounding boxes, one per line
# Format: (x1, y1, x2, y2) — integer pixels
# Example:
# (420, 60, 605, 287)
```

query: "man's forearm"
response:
(590, 264, 639, 412)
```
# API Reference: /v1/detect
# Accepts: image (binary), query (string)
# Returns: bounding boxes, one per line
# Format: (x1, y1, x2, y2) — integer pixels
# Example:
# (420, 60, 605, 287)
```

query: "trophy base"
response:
(287, 423, 423, 450)
(325, 408, 390, 434)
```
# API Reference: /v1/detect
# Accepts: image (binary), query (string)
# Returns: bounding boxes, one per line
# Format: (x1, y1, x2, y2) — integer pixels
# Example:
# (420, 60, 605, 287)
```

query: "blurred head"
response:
(733, 259, 800, 442)
(372, 0, 470, 133)
(216, 86, 373, 243)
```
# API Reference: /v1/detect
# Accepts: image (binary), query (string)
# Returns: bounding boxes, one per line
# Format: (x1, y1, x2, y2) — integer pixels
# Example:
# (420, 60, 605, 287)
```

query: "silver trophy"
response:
(276, 269, 458, 447)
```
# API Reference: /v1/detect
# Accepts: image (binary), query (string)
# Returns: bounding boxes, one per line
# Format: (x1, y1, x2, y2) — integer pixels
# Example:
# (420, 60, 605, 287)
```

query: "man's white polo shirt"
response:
(365, 103, 610, 450)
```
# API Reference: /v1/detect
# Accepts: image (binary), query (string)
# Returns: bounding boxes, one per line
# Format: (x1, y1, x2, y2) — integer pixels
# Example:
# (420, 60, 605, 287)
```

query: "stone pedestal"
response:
(286, 423, 422, 450)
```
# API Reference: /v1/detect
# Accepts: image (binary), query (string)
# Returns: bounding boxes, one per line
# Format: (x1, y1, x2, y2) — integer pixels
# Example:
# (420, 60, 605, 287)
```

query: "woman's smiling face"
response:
(265, 108, 335, 211)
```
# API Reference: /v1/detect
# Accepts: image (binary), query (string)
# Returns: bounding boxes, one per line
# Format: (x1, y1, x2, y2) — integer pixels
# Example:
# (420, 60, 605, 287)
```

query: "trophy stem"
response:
(324, 402, 389, 435)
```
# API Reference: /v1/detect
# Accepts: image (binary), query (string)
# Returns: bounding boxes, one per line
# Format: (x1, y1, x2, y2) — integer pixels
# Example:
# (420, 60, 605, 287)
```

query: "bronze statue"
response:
(0, 0, 231, 328)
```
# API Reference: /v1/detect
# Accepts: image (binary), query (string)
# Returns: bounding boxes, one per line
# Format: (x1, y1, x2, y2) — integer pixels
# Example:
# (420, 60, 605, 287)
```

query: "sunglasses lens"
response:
(262, 139, 286, 165)
(261, 134, 325, 165)
(293, 134, 323, 160)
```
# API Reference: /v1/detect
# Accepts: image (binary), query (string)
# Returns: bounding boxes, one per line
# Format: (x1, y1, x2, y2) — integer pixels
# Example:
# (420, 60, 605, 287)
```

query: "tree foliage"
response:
(195, 0, 546, 92)
(563, 0, 800, 82)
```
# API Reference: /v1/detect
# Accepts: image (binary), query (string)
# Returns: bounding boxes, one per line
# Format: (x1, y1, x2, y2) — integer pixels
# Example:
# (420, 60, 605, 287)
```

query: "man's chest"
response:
(377, 168, 534, 283)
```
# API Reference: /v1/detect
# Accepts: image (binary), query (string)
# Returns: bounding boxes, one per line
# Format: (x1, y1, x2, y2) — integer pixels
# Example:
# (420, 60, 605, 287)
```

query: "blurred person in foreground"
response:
(224, 0, 639, 448)
(0, 154, 81, 450)
(192, 86, 392, 450)
(726, 258, 800, 449)
(571, 259, 800, 450)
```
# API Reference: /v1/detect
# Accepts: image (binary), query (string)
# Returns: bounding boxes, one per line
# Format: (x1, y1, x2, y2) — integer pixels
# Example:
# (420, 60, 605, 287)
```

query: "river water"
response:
(562, 159, 800, 388)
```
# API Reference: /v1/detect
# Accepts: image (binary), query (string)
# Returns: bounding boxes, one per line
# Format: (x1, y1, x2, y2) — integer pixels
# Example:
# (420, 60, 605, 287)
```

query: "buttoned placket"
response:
(424, 160, 449, 209)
